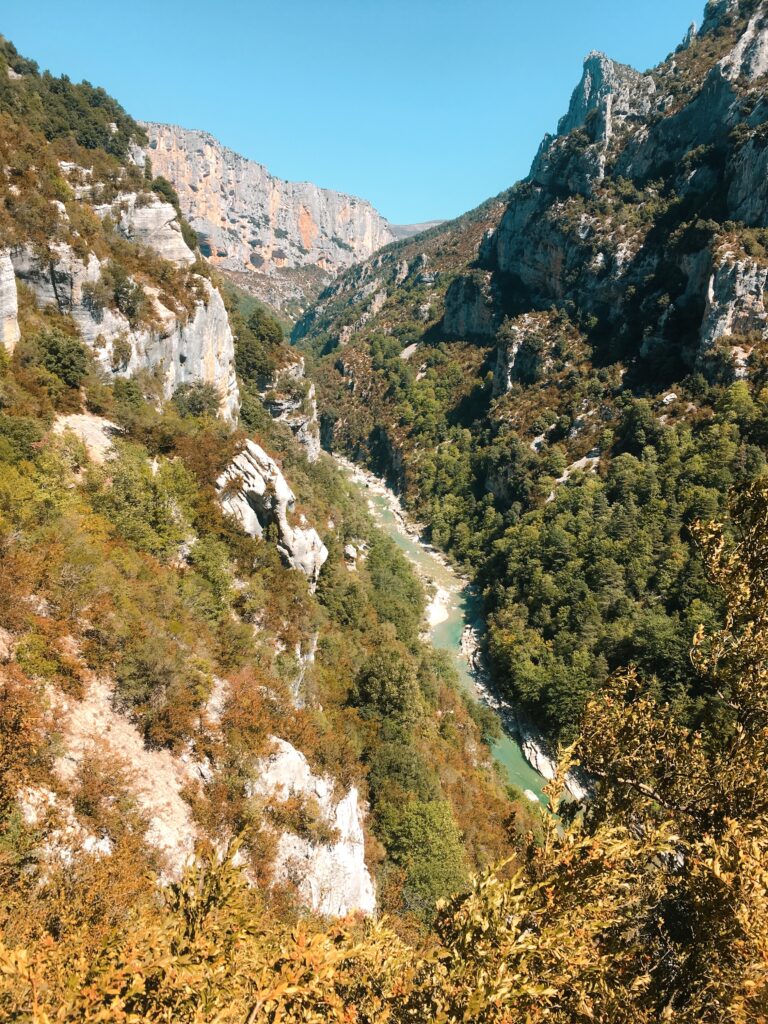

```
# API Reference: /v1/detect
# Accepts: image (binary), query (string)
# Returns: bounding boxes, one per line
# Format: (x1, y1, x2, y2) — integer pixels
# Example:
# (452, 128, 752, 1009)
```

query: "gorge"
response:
(1, 1, 768, 1018)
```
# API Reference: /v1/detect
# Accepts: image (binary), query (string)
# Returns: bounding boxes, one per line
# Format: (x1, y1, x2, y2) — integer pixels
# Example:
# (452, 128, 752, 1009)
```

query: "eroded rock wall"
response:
(251, 738, 376, 917)
(142, 123, 396, 281)
(11, 243, 240, 421)
(0, 248, 19, 353)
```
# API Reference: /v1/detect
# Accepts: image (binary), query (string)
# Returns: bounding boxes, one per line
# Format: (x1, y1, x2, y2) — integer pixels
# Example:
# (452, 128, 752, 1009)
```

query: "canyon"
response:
(142, 122, 438, 315)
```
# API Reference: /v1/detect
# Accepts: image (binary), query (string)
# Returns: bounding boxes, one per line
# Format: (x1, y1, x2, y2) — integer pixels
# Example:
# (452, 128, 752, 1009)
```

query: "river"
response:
(336, 456, 548, 804)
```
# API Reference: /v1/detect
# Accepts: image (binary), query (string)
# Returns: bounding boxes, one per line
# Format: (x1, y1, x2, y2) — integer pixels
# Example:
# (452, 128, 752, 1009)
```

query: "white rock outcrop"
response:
(262, 358, 321, 462)
(699, 255, 768, 358)
(95, 193, 196, 266)
(0, 248, 20, 353)
(217, 439, 328, 585)
(518, 727, 590, 803)
(557, 52, 657, 141)
(719, 8, 768, 80)
(251, 738, 375, 917)
(11, 244, 240, 421)
(54, 678, 198, 875)
(53, 413, 121, 464)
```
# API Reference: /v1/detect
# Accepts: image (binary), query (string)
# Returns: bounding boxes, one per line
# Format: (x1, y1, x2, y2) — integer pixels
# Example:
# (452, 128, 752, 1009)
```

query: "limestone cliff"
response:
(11, 239, 240, 422)
(0, 248, 19, 352)
(260, 357, 321, 462)
(250, 738, 375, 917)
(142, 123, 397, 312)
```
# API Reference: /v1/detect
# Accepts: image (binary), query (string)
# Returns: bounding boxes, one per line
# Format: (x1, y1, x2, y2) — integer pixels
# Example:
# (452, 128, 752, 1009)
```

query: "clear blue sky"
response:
(3, 0, 703, 224)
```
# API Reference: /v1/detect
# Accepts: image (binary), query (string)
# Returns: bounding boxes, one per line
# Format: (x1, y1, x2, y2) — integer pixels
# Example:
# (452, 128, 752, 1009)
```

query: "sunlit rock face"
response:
(141, 123, 396, 279)
(216, 439, 328, 586)
(10, 243, 240, 422)
(94, 192, 196, 266)
(260, 357, 321, 463)
(0, 249, 20, 353)
(251, 738, 376, 917)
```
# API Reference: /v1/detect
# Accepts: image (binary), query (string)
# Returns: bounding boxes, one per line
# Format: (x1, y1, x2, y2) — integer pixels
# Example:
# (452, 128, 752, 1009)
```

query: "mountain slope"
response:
(143, 123, 437, 317)
(0, 32, 522, 936)
(295, 0, 768, 742)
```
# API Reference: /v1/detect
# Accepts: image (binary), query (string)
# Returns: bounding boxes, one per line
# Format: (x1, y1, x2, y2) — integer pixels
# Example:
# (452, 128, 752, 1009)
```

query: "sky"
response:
(2, 0, 704, 224)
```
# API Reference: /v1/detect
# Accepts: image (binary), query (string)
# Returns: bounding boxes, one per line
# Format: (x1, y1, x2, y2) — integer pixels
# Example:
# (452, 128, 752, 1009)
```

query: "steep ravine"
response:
(333, 455, 552, 803)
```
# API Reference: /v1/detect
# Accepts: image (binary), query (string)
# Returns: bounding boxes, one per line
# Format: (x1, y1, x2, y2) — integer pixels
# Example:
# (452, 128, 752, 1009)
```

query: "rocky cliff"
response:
(1, 172, 240, 421)
(217, 439, 328, 586)
(250, 738, 375, 917)
(300, 0, 768, 401)
(0, 248, 19, 352)
(142, 124, 399, 314)
(10, 236, 240, 422)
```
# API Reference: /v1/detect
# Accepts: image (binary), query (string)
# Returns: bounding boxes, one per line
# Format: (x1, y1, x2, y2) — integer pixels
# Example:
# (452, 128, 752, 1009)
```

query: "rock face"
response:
(142, 123, 395, 285)
(97, 193, 196, 265)
(11, 243, 240, 421)
(251, 738, 375, 917)
(0, 249, 20, 353)
(443, 271, 502, 340)
(699, 253, 768, 362)
(55, 678, 198, 876)
(718, 7, 768, 79)
(217, 439, 328, 585)
(261, 358, 321, 462)
(556, 52, 657, 141)
(53, 413, 121, 464)
(474, 3, 768, 379)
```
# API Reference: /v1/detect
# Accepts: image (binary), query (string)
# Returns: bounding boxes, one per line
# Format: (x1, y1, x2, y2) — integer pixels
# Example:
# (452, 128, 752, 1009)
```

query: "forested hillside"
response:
(1, 1, 768, 1019)
(0, 28, 527, 982)
(296, 0, 768, 744)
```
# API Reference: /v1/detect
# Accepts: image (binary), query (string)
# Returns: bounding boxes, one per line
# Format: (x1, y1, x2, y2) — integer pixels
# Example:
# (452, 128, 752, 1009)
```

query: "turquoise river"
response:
(340, 460, 547, 803)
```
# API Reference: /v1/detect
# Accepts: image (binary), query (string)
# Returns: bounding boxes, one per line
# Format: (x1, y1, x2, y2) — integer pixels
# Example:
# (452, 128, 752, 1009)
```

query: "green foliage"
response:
(234, 304, 285, 385)
(172, 381, 222, 419)
(18, 327, 90, 390)
(100, 260, 147, 326)
(88, 442, 195, 559)
(378, 798, 469, 921)
(352, 645, 423, 724)
(0, 36, 145, 159)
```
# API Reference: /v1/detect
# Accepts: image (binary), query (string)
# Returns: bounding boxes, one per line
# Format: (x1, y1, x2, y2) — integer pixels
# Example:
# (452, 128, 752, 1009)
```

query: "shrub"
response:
(172, 381, 222, 419)
(21, 328, 89, 389)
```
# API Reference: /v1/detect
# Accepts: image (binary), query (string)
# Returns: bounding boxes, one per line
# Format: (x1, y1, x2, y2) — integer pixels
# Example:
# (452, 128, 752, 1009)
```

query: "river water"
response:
(337, 457, 547, 803)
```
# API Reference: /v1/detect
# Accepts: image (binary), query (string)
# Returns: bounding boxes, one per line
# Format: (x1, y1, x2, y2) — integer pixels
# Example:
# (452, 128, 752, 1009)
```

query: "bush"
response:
(172, 381, 221, 419)
(19, 327, 89, 390)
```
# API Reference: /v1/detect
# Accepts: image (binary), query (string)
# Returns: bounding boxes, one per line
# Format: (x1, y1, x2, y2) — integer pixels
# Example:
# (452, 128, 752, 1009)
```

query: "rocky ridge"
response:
(299, 0, 768, 405)
(142, 124, 385, 315)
